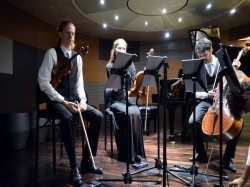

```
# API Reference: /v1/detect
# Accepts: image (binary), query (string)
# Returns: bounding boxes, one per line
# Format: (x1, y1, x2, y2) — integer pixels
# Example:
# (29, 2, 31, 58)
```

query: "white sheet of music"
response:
(181, 58, 207, 93)
(106, 52, 135, 89)
(142, 55, 166, 87)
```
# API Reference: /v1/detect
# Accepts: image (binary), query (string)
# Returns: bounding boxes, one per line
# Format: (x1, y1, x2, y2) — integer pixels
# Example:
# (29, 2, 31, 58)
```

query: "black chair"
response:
(35, 84, 62, 175)
(139, 105, 158, 135)
(104, 88, 115, 157)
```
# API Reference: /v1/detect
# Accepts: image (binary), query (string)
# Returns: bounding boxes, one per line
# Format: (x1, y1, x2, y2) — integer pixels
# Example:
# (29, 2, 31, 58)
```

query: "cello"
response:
(202, 41, 250, 141)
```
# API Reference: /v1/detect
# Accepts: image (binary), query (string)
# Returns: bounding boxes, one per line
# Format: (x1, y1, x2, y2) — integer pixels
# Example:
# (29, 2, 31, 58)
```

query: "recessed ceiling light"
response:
(100, 0, 105, 5)
(145, 21, 148, 26)
(178, 17, 182, 23)
(102, 23, 107, 28)
(165, 32, 170, 38)
(114, 15, 119, 21)
(206, 3, 212, 9)
(162, 8, 167, 14)
(230, 8, 236, 14)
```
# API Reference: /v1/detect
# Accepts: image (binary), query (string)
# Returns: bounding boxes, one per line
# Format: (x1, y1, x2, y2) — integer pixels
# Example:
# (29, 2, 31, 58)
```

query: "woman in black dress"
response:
(106, 38, 146, 164)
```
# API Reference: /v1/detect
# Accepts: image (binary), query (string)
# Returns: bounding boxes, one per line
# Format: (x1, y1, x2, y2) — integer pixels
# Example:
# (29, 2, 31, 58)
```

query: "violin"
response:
(51, 46, 89, 88)
(202, 41, 250, 140)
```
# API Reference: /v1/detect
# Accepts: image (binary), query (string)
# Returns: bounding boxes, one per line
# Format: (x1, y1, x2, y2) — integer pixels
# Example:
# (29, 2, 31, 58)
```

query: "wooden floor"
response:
(1, 126, 250, 187)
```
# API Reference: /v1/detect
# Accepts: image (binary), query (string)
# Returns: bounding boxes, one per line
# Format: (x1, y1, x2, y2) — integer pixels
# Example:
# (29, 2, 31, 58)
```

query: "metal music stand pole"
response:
(161, 60, 191, 186)
(130, 57, 167, 181)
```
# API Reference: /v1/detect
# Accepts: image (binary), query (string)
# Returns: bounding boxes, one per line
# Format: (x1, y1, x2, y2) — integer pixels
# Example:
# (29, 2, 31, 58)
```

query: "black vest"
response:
(54, 47, 79, 101)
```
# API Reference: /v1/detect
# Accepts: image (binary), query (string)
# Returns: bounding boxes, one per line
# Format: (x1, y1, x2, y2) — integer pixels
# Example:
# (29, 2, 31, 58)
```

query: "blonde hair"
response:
(108, 38, 127, 64)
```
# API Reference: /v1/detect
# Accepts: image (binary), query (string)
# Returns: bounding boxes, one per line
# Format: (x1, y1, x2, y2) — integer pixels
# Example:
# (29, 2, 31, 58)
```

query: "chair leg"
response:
(104, 113, 107, 150)
(110, 115, 113, 158)
(35, 116, 39, 172)
(52, 119, 56, 175)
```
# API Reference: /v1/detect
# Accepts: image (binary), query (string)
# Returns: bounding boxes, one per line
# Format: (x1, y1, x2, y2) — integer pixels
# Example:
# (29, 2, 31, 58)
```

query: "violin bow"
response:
(76, 101, 96, 168)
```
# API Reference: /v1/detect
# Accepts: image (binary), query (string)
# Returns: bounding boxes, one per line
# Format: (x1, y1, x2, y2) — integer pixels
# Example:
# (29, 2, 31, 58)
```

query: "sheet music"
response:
(142, 55, 166, 87)
(106, 52, 135, 89)
(113, 51, 135, 69)
(181, 58, 207, 93)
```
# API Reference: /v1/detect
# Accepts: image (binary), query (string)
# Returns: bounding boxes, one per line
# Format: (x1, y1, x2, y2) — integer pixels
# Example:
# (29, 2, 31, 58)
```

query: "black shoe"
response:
(189, 152, 208, 163)
(71, 167, 83, 186)
(223, 159, 237, 173)
(81, 160, 103, 174)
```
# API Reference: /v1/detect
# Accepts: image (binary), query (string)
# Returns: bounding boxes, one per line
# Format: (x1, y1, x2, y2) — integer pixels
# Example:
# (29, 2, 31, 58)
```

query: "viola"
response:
(51, 46, 89, 88)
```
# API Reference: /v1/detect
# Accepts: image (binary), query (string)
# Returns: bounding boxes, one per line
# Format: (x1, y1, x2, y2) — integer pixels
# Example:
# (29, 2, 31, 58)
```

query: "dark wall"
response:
(0, 41, 45, 113)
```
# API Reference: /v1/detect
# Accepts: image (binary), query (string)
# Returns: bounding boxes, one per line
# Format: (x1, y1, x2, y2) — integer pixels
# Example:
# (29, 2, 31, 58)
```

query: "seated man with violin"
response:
(188, 37, 242, 173)
(38, 19, 103, 186)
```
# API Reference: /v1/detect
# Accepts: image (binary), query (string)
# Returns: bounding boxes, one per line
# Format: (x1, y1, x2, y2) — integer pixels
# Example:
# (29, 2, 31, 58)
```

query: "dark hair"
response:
(56, 19, 75, 48)
(195, 38, 212, 53)
(226, 81, 250, 119)
(57, 19, 74, 32)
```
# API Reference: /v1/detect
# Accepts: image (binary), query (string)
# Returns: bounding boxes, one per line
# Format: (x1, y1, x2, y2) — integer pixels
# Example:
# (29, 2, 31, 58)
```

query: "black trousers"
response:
(49, 102, 103, 168)
(189, 98, 242, 159)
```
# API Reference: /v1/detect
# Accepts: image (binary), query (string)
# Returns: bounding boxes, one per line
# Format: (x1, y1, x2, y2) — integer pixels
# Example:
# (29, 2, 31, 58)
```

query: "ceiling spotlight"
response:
(100, 0, 105, 5)
(230, 8, 236, 14)
(178, 17, 182, 22)
(102, 23, 107, 28)
(206, 3, 212, 9)
(145, 21, 148, 26)
(165, 32, 170, 38)
(114, 15, 119, 21)
(162, 8, 167, 14)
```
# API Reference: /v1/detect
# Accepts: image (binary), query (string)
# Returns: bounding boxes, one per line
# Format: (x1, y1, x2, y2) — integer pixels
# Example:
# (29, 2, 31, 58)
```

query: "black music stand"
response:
(161, 59, 192, 186)
(183, 58, 207, 187)
(130, 55, 165, 178)
(168, 58, 228, 187)
(96, 52, 160, 185)
(214, 45, 243, 187)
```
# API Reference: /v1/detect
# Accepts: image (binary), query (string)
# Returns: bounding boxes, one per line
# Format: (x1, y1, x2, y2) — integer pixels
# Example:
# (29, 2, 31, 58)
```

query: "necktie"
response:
(66, 52, 70, 58)
(207, 64, 212, 76)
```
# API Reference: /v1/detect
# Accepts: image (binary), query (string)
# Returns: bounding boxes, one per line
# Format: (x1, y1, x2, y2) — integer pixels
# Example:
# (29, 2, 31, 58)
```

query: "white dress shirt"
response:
(38, 44, 87, 103)
(195, 55, 220, 99)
